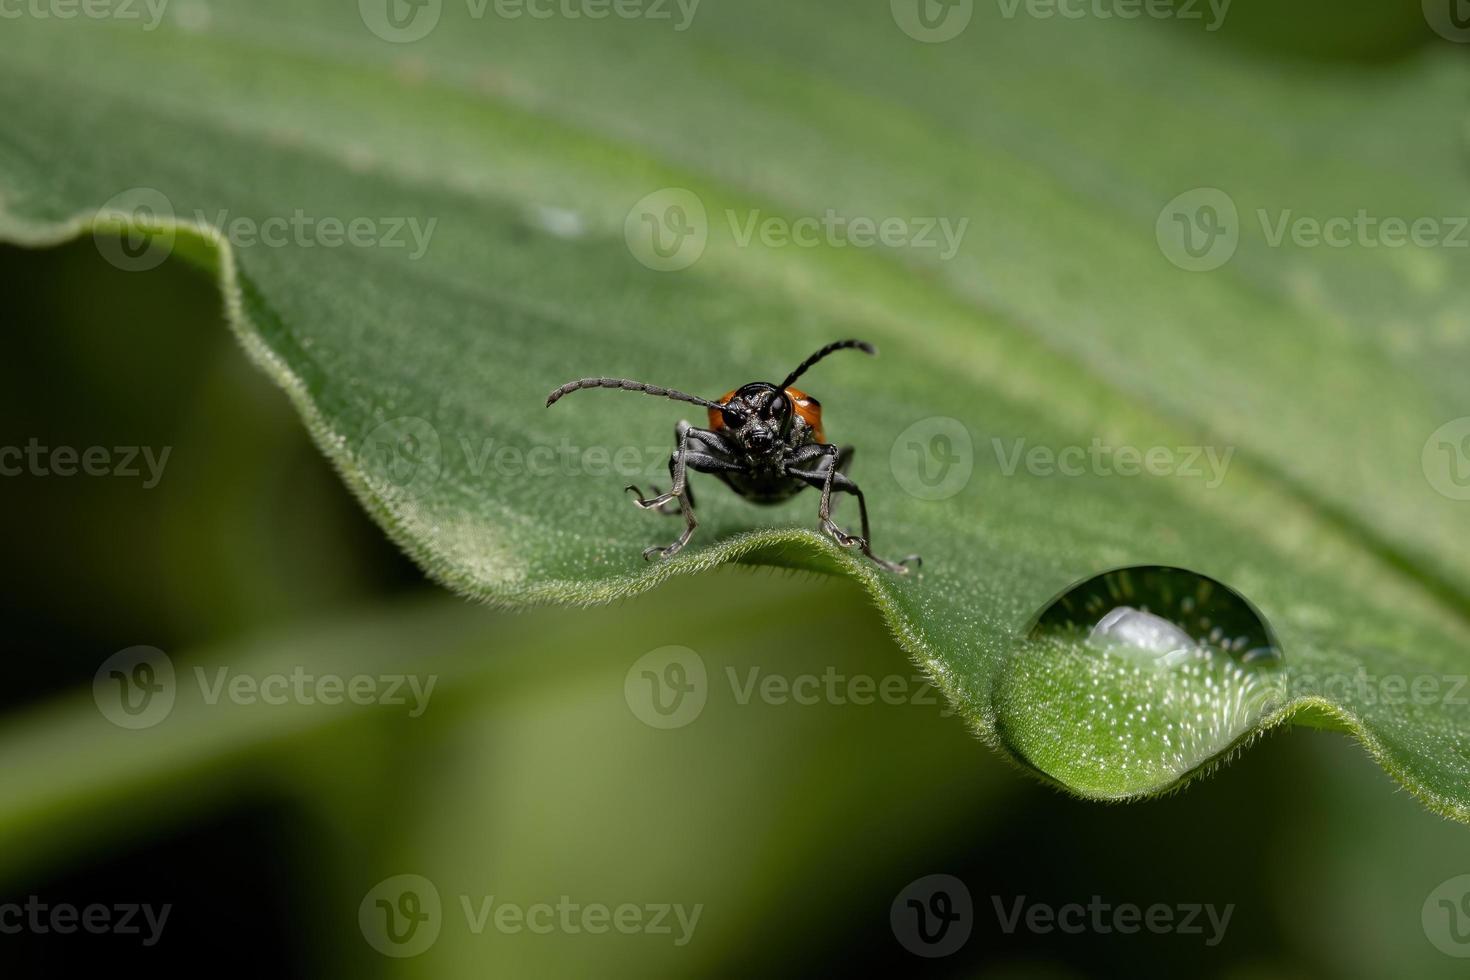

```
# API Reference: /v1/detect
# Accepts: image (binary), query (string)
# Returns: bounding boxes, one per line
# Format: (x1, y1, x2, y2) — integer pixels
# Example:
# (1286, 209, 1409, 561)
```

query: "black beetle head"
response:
(721, 382, 793, 455)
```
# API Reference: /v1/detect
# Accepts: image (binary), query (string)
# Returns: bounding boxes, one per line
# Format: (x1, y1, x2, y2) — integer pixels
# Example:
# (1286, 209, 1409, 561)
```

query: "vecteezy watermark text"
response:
(0, 897, 171, 947)
(0, 440, 170, 488)
(991, 437, 1235, 489)
(890, 0, 1229, 43)
(1157, 187, 1470, 272)
(623, 188, 971, 271)
(727, 209, 969, 261)
(93, 647, 437, 729)
(195, 666, 436, 718)
(0, 0, 169, 29)
(1287, 668, 1469, 708)
(358, 0, 700, 43)
(890, 873, 1233, 957)
(990, 895, 1233, 946)
(623, 646, 950, 729)
(92, 187, 438, 272)
(886, 418, 1236, 502)
(357, 416, 704, 500)
(194, 209, 436, 260)
(995, 0, 1230, 30)
(358, 875, 701, 957)
(1257, 209, 1470, 250)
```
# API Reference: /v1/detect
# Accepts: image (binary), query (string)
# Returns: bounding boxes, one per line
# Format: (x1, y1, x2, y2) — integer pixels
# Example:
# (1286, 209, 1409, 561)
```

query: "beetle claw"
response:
(628, 484, 681, 515)
(821, 520, 919, 575)
(642, 542, 684, 561)
(626, 485, 668, 510)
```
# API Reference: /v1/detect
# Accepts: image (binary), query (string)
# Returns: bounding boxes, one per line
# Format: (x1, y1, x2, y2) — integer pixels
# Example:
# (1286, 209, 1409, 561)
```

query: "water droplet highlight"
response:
(996, 565, 1285, 798)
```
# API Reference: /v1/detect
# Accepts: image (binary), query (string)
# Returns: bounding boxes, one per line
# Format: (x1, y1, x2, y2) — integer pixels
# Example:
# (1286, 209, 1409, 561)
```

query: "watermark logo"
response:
(1424, 875, 1470, 957)
(93, 646, 176, 730)
(891, 874, 973, 957)
(1422, 418, 1470, 501)
(360, 875, 443, 958)
(93, 187, 176, 272)
(360, 0, 442, 42)
(625, 188, 708, 272)
(1157, 187, 1239, 272)
(891, 0, 973, 42)
(1424, 0, 1470, 43)
(890, 417, 974, 501)
(625, 646, 707, 728)
(359, 416, 444, 500)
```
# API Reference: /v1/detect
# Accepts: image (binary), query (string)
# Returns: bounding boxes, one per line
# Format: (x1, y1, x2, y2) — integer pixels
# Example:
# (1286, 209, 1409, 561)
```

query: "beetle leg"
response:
(633, 455, 693, 516)
(626, 422, 728, 511)
(638, 451, 744, 561)
(641, 487, 697, 560)
(629, 421, 705, 515)
(627, 426, 741, 562)
(626, 423, 692, 512)
(790, 446, 920, 574)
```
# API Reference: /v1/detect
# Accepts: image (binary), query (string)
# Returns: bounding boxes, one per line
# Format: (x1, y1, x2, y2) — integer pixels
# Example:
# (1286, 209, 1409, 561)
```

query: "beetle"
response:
(545, 339, 920, 573)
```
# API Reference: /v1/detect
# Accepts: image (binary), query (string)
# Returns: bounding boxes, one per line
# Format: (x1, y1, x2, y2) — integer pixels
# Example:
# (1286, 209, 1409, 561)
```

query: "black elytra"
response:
(545, 339, 921, 573)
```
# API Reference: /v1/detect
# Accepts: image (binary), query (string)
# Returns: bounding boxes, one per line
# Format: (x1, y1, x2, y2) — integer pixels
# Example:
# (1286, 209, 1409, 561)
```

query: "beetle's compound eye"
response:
(721, 406, 748, 430)
(762, 391, 793, 435)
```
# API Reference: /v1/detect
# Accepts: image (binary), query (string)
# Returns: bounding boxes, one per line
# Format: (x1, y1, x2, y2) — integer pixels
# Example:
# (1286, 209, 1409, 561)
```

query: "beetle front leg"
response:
(791, 445, 921, 574)
(627, 421, 705, 515)
(641, 485, 697, 561)
(626, 431, 741, 562)
(626, 428, 685, 514)
(637, 451, 743, 561)
(626, 422, 728, 512)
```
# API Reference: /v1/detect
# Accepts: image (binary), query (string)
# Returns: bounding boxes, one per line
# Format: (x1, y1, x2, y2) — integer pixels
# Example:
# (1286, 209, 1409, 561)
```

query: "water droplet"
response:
(995, 565, 1285, 798)
(526, 203, 587, 240)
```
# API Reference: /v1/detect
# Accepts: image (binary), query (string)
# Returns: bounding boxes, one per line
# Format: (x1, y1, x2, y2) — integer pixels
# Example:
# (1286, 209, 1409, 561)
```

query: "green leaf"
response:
(2, 3, 1467, 815)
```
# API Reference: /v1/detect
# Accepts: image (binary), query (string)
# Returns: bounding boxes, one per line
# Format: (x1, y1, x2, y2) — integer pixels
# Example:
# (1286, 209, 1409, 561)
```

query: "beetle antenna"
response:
(778, 339, 876, 389)
(546, 377, 725, 410)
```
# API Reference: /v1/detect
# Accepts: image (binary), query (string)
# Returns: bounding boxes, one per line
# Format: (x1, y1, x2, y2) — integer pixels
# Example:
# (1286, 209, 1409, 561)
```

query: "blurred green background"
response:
(4, 2, 1470, 977)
